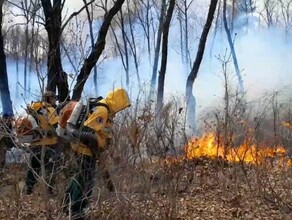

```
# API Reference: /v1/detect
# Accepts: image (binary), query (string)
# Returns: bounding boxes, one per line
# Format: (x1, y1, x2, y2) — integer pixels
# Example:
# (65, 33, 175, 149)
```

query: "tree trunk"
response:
(149, 0, 166, 101)
(0, 0, 13, 116)
(72, 0, 125, 100)
(185, 0, 218, 134)
(83, 0, 98, 96)
(126, 0, 140, 87)
(41, 0, 69, 102)
(210, 0, 221, 58)
(156, 0, 176, 113)
(24, 20, 30, 97)
(223, 0, 244, 94)
(183, 0, 190, 68)
(119, 9, 130, 87)
(178, 9, 184, 63)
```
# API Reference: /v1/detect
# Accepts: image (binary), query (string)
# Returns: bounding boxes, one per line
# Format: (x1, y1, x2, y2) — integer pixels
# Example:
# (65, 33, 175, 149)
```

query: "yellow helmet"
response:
(30, 102, 43, 111)
(105, 88, 131, 114)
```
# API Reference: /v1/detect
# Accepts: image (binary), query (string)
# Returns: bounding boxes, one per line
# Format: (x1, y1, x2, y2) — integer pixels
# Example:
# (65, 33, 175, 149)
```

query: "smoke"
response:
(184, 17, 292, 114)
(1, 3, 292, 118)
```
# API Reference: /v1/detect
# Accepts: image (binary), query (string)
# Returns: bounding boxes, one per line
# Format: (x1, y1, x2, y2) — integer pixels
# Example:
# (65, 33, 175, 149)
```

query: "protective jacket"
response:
(60, 88, 130, 157)
(15, 101, 59, 146)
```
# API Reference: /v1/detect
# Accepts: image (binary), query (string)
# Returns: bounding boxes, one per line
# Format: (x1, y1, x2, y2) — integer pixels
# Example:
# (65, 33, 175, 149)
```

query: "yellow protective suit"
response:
(26, 101, 59, 146)
(70, 88, 130, 156)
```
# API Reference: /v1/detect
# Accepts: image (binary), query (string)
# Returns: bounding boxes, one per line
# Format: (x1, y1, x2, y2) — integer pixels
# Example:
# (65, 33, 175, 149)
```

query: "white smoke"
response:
(2, 2, 292, 117)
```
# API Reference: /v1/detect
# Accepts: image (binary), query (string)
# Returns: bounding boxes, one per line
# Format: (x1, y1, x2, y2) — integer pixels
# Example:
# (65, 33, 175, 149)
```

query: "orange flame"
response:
(185, 133, 287, 165)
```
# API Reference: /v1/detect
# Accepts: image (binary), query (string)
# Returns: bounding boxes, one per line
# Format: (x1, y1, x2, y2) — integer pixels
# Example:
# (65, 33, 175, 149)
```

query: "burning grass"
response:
(185, 133, 289, 166)
(0, 92, 291, 219)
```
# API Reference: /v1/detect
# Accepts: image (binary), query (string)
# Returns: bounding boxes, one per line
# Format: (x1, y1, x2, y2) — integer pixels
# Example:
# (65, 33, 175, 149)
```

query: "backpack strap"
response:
(88, 97, 110, 113)
(95, 102, 110, 112)
(88, 98, 110, 124)
(76, 105, 88, 128)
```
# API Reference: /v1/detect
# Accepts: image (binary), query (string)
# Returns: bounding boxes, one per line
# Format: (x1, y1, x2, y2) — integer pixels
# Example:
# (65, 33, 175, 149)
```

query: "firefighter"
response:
(61, 88, 130, 218)
(15, 91, 60, 195)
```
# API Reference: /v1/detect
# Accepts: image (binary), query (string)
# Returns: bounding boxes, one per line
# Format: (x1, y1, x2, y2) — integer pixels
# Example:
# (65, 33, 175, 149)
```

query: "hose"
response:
(66, 123, 102, 158)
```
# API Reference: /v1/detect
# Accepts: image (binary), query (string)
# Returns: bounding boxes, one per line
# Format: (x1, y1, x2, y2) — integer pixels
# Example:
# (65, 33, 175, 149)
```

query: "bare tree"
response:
(149, 0, 166, 100)
(9, 26, 21, 97)
(185, 0, 218, 134)
(210, 0, 221, 58)
(110, 0, 141, 89)
(72, 0, 125, 100)
(238, 0, 256, 14)
(0, 0, 13, 116)
(83, 0, 99, 95)
(113, 7, 130, 87)
(176, 0, 194, 69)
(156, 0, 176, 113)
(260, 0, 279, 27)
(135, 0, 153, 59)
(35, 0, 95, 101)
(40, 0, 68, 101)
(223, 0, 244, 93)
(236, 0, 256, 31)
(8, 0, 41, 97)
(126, 0, 141, 86)
(279, 0, 292, 35)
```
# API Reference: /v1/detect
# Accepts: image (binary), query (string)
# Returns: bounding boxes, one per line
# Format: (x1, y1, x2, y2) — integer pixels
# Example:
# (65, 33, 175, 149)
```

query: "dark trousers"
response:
(63, 152, 115, 218)
(0, 136, 14, 169)
(0, 143, 6, 169)
(63, 154, 96, 217)
(25, 146, 60, 194)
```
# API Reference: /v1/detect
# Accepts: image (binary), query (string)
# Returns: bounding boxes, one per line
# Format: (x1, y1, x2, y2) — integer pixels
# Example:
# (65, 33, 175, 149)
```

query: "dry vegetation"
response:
(1, 156, 292, 219)
(0, 92, 292, 220)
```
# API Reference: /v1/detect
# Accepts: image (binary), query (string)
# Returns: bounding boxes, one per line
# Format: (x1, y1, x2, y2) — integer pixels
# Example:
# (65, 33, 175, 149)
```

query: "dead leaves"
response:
(0, 158, 291, 219)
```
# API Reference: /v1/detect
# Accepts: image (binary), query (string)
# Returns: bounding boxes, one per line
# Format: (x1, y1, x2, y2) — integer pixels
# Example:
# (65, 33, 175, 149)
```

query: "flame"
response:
(185, 133, 287, 165)
(282, 122, 292, 129)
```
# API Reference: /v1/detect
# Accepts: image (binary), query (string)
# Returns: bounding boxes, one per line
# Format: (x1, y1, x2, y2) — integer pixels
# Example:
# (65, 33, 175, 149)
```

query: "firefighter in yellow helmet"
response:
(61, 88, 130, 218)
(15, 91, 60, 195)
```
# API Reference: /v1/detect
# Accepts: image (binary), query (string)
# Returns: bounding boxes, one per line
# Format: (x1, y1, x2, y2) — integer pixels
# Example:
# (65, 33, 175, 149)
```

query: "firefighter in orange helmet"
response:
(15, 91, 60, 195)
(61, 88, 130, 218)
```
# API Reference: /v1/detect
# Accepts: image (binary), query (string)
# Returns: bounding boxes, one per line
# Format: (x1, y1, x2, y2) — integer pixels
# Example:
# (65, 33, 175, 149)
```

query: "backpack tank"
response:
(15, 114, 40, 143)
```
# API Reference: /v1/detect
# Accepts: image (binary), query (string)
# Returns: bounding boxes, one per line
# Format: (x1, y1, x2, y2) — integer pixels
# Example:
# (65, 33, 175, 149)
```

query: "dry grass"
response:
(0, 90, 291, 219)
(0, 157, 292, 219)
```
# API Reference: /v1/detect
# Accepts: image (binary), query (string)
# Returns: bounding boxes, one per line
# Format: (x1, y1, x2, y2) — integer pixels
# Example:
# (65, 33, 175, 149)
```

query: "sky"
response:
(2, 0, 292, 117)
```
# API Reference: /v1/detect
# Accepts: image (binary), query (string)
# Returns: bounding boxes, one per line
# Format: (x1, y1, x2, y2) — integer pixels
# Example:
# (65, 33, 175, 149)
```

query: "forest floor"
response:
(0, 157, 292, 220)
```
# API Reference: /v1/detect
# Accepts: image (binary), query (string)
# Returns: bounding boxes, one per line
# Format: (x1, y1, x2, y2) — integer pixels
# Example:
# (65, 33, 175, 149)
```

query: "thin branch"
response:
(3, 22, 27, 36)
(61, 0, 95, 31)
(35, 20, 46, 26)
(187, 0, 195, 10)
(61, 0, 66, 10)
(7, 0, 23, 10)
